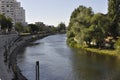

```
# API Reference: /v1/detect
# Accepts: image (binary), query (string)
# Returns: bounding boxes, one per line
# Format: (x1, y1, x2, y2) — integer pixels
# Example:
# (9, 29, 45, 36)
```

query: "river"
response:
(17, 34, 120, 80)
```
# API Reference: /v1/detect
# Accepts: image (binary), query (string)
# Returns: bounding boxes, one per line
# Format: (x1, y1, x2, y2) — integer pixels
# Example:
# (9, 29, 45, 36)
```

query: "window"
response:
(7, 5, 9, 7)
(11, 13, 13, 15)
(10, 10, 14, 12)
(2, 8, 5, 10)
(7, 10, 9, 12)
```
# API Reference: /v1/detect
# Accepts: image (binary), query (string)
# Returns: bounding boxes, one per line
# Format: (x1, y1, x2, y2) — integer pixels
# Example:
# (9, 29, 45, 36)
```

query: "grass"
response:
(19, 33, 31, 36)
(83, 47, 120, 56)
(67, 41, 120, 57)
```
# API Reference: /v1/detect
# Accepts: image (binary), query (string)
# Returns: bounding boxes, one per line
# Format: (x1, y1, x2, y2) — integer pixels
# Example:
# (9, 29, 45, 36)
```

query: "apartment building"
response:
(0, 0, 26, 25)
(14, 2, 25, 24)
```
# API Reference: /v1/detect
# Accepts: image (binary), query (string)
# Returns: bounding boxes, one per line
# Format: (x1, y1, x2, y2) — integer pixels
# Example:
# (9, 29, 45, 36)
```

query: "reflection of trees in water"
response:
(70, 49, 120, 80)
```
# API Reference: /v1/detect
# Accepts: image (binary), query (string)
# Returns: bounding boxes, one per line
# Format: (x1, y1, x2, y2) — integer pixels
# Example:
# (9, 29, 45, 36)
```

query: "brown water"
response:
(17, 34, 120, 80)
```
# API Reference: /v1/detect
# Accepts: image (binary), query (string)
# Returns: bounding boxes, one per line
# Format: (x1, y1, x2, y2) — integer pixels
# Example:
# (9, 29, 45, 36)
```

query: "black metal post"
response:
(36, 61, 40, 80)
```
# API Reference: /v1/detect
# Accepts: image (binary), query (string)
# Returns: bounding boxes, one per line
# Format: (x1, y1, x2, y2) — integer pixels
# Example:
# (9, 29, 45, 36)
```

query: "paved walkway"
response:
(0, 34, 18, 80)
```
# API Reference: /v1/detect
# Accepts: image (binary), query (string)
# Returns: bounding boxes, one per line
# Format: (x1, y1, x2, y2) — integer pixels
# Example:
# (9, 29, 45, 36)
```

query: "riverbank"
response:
(84, 48, 119, 56)
(0, 33, 51, 80)
(67, 41, 120, 57)
(0, 34, 18, 80)
(15, 34, 120, 80)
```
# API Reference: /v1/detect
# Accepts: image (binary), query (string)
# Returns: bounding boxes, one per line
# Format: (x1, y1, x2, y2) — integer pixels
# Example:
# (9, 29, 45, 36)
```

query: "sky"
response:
(17, 0, 108, 26)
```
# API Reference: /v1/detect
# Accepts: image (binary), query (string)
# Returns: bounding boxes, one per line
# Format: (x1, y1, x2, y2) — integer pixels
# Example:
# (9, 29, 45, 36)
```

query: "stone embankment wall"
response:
(0, 34, 34, 80)
(0, 34, 50, 80)
(0, 34, 19, 80)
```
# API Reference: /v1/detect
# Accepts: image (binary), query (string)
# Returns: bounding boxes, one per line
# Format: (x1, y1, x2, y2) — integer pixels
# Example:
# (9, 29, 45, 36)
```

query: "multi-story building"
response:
(0, 0, 26, 25)
(14, 2, 25, 25)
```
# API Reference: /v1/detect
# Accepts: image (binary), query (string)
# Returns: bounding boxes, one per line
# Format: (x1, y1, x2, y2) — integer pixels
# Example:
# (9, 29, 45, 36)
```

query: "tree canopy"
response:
(67, 0, 120, 49)
(0, 14, 13, 31)
(57, 22, 66, 33)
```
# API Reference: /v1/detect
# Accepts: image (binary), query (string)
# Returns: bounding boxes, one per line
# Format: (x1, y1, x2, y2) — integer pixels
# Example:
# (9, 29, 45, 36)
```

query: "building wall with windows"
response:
(0, 0, 26, 25)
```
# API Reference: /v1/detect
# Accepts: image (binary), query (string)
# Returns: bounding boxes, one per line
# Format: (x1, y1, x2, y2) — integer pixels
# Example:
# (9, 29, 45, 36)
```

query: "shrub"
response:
(115, 37, 120, 52)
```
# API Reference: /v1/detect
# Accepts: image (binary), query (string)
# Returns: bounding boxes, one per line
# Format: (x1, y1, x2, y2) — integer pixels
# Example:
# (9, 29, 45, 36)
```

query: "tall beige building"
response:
(0, 0, 26, 25)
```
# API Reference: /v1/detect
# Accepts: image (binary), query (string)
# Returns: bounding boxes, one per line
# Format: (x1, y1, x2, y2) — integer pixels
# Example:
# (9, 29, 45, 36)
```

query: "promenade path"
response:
(0, 34, 18, 80)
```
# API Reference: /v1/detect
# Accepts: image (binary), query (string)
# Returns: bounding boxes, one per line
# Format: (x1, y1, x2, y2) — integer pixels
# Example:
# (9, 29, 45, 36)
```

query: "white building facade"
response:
(0, 0, 26, 25)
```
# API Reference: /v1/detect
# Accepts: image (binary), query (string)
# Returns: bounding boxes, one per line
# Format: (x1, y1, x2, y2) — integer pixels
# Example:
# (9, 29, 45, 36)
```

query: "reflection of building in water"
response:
(0, 0, 26, 25)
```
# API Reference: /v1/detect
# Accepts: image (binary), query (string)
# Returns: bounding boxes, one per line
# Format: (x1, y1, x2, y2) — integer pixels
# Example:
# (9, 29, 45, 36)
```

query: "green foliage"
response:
(67, 0, 120, 49)
(28, 24, 39, 33)
(108, 0, 117, 21)
(35, 22, 59, 34)
(67, 31, 75, 38)
(35, 22, 46, 32)
(24, 26, 31, 33)
(15, 22, 24, 33)
(22, 22, 58, 34)
(15, 22, 57, 34)
(115, 37, 120, 51)
(0, 14, 7, 29)
(67, 5, 94, 47)
(108, 0, 120, 37)
(0, 14, 13, 31)
(67, 37, 77, 47)
(49, 26, 58, 33)
(57, 22, 66, 33)
(6, 18, 13, 31)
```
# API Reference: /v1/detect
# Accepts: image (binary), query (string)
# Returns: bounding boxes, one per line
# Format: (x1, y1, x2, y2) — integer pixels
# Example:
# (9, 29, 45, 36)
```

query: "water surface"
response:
(18, 34, 120, 80)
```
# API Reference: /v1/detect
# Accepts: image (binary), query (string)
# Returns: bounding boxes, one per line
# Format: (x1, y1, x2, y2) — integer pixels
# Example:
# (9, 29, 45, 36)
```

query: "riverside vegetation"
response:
(67, 0, 120, 55)
(0, 14, 66, 35)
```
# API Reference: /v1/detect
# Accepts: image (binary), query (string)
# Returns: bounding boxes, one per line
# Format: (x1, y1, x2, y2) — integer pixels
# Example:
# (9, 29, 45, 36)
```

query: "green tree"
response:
(91, 13, 109, 37)
(15, 22, 24, 33)
(6, 18, 13, 31)
(108, 0, 120, 37)
(115, 37, 120, 52)
(57, 22, 66, 32)
(0, 14, 7, 30)
(0, 14, 13, 31)
(35, 22, 46, 32)
(28, 24, 39, 33)
(67, 0, 120, 49)
(48, 25, 57, 33)
(24, 26, 31, 33)
(67, 6, 93, 46)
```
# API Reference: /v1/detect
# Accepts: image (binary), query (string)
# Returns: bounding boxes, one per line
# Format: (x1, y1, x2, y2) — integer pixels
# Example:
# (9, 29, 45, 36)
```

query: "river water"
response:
(18, 34, 120, 80)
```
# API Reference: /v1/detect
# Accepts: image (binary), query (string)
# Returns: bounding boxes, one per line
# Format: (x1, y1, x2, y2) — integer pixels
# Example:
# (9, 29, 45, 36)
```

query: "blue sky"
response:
(17, 0, 108, 26)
